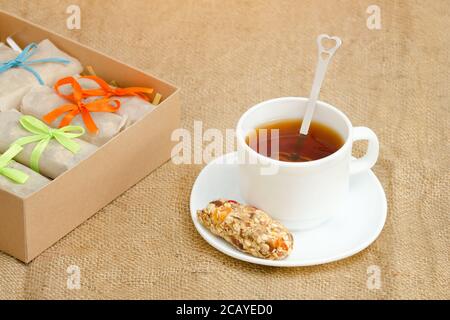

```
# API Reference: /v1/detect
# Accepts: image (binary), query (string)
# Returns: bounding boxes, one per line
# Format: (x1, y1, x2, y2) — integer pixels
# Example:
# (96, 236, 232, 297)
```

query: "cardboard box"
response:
(0, 10, 181, 263)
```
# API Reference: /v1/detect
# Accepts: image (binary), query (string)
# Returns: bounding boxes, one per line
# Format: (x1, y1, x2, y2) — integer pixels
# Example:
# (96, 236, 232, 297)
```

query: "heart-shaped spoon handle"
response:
(299, 34, 342, 135)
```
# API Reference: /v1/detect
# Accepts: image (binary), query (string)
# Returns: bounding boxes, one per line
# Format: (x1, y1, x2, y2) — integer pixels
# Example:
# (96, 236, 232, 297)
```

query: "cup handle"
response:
(350, 127, 379, 175)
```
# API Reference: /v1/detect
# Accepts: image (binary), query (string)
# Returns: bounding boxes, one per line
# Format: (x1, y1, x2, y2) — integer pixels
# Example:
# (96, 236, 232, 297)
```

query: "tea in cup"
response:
(236, 97, 379, 230)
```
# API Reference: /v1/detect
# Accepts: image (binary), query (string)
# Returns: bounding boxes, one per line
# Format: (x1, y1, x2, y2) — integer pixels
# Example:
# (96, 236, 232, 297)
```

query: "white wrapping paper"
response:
(115, 96, 156, 127)
(0, 110, 97, 179)
(0, 155, 50, 198)
(0, 39, 83, 111)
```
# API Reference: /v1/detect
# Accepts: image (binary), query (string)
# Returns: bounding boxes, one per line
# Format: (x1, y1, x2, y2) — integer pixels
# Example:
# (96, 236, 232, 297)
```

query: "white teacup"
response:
(236, 97, 379, 230)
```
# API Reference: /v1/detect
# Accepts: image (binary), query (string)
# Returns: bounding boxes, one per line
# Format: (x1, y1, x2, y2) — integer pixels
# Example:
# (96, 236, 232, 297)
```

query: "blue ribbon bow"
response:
(0, 43, 70, 85)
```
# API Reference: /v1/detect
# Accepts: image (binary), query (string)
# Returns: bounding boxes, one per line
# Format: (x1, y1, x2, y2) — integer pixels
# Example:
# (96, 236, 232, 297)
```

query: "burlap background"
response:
(0, 0, 448, 299)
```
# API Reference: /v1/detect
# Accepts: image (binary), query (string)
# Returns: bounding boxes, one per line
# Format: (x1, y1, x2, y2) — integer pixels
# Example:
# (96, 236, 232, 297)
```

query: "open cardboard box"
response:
(0, 10, 181, 263)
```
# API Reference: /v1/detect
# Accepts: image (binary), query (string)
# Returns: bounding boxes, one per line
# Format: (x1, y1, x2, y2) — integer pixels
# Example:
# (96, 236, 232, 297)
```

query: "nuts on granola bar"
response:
(197, 199, 293, 260)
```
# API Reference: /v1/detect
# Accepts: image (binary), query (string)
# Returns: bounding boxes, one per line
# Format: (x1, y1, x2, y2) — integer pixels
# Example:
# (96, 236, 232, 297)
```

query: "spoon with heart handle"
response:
(299, 34, 342, 136)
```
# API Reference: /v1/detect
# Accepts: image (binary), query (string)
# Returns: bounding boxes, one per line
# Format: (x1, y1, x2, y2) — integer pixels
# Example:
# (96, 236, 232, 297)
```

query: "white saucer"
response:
(190, 152, 387, 267)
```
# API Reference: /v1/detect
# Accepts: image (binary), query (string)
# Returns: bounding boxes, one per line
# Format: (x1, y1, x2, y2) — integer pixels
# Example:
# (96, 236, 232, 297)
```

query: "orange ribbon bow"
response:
(43, 77, 121, 134)
(79, 75, 154, 101)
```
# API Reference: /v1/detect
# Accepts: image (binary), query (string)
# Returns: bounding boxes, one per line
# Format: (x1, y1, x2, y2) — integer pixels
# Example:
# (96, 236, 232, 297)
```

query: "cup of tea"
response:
(236, 97, 379, 230)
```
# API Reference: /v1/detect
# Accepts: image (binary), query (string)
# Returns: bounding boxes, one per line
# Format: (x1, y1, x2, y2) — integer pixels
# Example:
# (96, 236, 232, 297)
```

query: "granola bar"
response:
(197, 199, 293, 260)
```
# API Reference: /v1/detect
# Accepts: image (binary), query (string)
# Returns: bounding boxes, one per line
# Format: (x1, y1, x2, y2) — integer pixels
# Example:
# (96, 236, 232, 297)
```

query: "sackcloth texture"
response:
(0, 0, 448, 299)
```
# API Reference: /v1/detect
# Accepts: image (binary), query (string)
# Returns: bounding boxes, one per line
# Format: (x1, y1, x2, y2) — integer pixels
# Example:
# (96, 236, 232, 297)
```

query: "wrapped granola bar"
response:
(0, 145, 50, 198)
(197, 199, 294, 260)
(21, 85, 126, 146)
(0, 111, 97, 179)
(0, 39, 83, 111)
(57, 76, 156, 128)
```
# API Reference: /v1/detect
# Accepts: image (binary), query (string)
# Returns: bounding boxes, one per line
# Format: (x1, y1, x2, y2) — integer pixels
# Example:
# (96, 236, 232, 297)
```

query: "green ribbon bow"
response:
(12, 115, 85, 173)
(0, 144, 29, 184)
